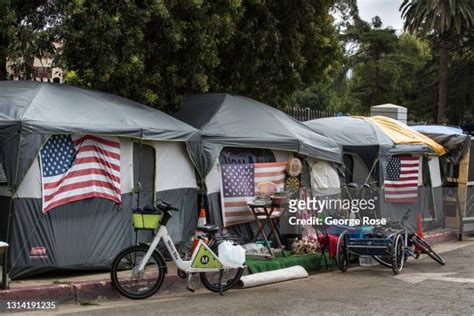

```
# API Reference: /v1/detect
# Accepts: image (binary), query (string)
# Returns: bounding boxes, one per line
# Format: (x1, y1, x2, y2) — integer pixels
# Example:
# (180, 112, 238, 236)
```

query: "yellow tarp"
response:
(362, 116, 446, 156)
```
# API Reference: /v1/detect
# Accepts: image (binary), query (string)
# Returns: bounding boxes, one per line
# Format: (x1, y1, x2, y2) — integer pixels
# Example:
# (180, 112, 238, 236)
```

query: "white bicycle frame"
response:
(137, 225, 225, 273)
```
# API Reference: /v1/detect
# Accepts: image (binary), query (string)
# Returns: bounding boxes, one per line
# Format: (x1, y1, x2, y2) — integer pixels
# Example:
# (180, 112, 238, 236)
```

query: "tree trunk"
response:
(0, 37, 7, 80)
(437, 40, 449, 123)
(0, 57, 6, 80)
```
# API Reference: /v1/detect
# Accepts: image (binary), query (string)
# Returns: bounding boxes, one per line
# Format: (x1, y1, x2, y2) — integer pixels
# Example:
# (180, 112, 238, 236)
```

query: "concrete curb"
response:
(0, 283, 76, 304)
(0, 230, 460, 305)
(424, 230, 458, 245)
(0, 273, 182, 305)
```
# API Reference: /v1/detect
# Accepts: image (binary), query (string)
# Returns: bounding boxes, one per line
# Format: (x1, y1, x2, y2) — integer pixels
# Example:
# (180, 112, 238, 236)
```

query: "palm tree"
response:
(400, 0, 474, 123)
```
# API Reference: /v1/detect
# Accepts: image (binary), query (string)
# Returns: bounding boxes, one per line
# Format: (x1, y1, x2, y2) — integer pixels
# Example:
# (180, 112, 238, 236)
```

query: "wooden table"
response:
(247, 200, 288, 258)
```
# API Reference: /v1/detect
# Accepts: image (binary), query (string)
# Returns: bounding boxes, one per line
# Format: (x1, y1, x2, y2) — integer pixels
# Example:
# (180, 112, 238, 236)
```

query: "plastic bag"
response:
(218, 241, 246, 268)
(242, 243, 269, 256)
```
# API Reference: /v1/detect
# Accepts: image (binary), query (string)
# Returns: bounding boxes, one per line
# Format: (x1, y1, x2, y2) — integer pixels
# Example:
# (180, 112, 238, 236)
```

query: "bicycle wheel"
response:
(199, 242, 244, 293)
(372, 255, 392, 268)
(111, 245, 166, 299)
(336, 231, 350, 272)
(391, 233, 405, 275)
(412, 235, 445, 265)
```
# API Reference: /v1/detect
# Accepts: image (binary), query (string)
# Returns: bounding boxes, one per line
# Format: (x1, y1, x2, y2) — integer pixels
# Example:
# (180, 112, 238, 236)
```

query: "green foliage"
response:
(408, 32, 474, 124)
(56, 0, 340, 111)
(400, 0, 474, 123)
(1, 0, 472, 124)
(445, 31, 474, 123)
(400, 0, 474, 36)
(0, 0, 58, 79)
(210, 1, 341, 108)
(323, 16, 431, 117)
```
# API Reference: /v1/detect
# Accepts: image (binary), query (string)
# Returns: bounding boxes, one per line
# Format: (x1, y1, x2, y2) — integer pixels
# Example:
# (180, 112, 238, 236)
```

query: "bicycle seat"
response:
(197, 225, 220, 234)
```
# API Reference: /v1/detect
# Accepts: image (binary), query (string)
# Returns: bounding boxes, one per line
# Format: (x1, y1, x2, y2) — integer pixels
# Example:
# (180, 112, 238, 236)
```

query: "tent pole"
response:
(136, 129, 144, 208)
(5, 127, 23, 270)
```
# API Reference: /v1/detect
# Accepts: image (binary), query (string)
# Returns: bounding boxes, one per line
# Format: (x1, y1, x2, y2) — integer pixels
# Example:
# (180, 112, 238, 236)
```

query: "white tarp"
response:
(428, 156, 442, 188)
(309, 159, 341, 196)
(154, 141, 197, 191)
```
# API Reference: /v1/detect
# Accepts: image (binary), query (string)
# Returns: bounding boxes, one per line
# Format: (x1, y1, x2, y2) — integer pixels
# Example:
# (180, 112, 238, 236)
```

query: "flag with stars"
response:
(220, 162, 287, 227)
(384, 155, 420, 203)
(41, 135, 121, 213)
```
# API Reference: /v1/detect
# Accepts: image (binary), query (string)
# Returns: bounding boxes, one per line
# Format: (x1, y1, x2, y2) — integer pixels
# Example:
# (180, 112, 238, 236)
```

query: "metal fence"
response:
(284, 107, 336, 122)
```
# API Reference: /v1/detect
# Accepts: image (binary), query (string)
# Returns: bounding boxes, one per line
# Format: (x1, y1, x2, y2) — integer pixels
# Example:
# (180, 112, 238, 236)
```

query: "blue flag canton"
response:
(385, 156, 401, 181)
(41, 135, 76, 177)
(221, 164, 255, 198)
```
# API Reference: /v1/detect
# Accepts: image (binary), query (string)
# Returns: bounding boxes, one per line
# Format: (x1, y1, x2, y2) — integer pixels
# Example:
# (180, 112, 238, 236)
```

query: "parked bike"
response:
(111, 200, 245, 299)
(372, 209, 445, 267)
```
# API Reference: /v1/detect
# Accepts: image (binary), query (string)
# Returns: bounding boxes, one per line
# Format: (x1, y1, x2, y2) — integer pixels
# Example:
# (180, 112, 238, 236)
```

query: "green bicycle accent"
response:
(191, 243, 222, 269)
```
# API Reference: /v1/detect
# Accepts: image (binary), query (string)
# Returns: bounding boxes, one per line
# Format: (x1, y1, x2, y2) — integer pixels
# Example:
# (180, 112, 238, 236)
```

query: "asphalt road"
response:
(23, 240, 474, 315)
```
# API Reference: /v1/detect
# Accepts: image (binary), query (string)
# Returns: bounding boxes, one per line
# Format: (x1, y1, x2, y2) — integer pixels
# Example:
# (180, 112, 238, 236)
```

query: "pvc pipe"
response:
(237, 265, 308, 288)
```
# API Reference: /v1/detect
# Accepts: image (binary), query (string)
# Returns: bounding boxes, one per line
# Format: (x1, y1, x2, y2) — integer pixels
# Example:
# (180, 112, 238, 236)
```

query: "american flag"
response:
(384, 155, 420, 203)
(220, 162, 287, 227)
(41, 135, 121, 213)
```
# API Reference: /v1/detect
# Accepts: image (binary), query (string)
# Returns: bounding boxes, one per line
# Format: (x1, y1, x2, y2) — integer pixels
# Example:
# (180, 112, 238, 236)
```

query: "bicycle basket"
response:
(132, 206, 161, 230)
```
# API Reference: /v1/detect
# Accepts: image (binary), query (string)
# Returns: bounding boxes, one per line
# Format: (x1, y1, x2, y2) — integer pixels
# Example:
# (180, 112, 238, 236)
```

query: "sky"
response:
(357, 0, 404, 31)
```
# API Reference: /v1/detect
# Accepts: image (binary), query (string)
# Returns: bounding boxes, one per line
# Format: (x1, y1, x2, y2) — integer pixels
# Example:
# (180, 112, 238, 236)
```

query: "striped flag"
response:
(41, 135, 121, 213)
(384, 155, 420, 203)
(220, 161, 287, 227)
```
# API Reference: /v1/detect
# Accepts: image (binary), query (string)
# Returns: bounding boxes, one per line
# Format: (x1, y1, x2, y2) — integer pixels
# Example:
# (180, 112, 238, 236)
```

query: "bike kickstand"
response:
(219, 269, 224, 296)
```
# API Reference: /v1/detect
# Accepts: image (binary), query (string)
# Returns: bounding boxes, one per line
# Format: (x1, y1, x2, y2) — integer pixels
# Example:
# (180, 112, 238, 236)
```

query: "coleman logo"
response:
(30, 246, 48, 259)
(200, 255, 209, 265)
(31, 247, 46, 255)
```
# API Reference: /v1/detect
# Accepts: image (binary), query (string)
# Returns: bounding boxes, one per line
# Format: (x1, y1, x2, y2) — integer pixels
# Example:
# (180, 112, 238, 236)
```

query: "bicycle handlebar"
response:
(157, 200, 179, 212)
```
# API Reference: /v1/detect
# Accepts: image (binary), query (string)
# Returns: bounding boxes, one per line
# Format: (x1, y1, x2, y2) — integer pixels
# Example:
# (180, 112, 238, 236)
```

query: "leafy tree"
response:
(400, 0, 474, 123)
(445, 30, 474, 123)
(350, 18, 399, 106)
(0, 0, 57, 80)
(57, 0, 340, 111)
(211, 0, 341, 108)
(325, 14, 432, 118)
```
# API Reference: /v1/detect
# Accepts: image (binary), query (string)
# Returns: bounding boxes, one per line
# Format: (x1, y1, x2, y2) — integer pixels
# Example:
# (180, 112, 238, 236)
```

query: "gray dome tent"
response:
(304, 116, 434, 174)
(304, 117, 442, 230)
(174, 94, 342, 231)
(174, 93, 342, 177)
(0, 81, 199, 191)
(0, 81, 200, 278)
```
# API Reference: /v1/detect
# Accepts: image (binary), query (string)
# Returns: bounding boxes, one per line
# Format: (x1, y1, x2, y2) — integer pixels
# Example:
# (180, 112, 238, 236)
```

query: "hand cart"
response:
(336, 226, 406, 275)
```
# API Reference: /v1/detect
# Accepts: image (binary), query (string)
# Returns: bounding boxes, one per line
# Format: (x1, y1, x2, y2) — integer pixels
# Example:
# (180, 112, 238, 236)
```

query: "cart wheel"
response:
(337, 230, 350, 272)
(372, 255, 392, 268)
(391, 233, 405, 275)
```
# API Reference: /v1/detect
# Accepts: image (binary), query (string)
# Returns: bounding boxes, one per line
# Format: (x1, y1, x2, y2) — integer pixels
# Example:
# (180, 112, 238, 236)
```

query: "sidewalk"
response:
(0, 229, 461, 305)
(0, 261, 185, 305)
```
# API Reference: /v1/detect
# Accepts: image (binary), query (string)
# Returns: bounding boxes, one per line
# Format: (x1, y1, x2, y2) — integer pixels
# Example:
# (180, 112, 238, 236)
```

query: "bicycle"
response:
(372, 209, 445, 267)
(110, 200, 245, 299)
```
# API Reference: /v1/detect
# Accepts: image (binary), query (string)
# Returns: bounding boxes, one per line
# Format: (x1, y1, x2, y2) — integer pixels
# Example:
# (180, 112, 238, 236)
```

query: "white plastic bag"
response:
(218, 241, 246, 268)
